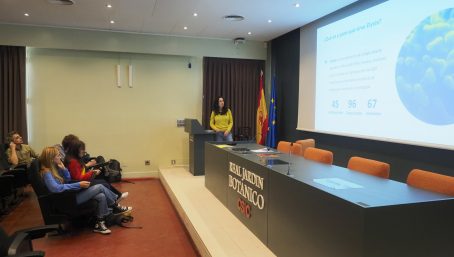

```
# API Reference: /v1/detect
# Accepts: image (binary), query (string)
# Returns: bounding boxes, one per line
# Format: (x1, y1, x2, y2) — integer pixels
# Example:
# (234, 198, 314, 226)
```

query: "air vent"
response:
(234, 37, 246, 45)
(223, 15, 245, 21)
(48, 0, 75, 5)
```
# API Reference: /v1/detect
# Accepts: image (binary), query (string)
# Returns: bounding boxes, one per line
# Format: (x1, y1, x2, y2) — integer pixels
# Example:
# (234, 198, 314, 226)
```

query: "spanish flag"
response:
(256, 71, 268, 145)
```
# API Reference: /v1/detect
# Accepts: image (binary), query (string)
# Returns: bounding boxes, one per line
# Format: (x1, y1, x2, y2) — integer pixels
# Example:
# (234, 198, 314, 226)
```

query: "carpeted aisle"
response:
(0, 179, 199, 257)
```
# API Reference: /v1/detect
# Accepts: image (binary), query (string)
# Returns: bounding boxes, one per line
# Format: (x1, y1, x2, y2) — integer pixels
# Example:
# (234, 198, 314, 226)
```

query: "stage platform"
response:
(159, 167, 276, 257)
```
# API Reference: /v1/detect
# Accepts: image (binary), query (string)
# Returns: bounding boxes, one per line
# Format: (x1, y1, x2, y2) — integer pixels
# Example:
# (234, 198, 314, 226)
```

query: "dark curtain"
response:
(203, 57, 264, 140)
(0, 46, 27, 144)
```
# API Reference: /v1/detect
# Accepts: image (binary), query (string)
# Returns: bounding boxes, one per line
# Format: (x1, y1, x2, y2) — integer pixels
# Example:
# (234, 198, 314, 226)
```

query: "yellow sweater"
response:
(210, 109, 233, 132)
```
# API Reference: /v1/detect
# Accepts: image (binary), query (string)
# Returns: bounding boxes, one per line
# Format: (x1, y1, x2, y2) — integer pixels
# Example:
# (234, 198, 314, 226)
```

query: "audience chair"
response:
(407, 169, 454, 196)
(303, 147, 333, 165)
(276, 141, 305, 156)
(28, 159, 98, 227)
(0, 175, 15, 214)
(0, 168, 28, 193)
(295, 139, 315, 155)
(0, 143, 29, 189)
(347, 156, 390, 179)
(0, 144, 28, 207)
(0, 224, 58, 257)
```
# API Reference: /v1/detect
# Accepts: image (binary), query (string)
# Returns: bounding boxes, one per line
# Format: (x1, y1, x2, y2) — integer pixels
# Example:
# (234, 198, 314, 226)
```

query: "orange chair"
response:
(347, 156, 390, 179)
(303, 147, 333, 165)
(277, 141, 291, 153)
(295, 139, 315, 155)
(407, 169, 454, 196)
(277, 141, 305, 157)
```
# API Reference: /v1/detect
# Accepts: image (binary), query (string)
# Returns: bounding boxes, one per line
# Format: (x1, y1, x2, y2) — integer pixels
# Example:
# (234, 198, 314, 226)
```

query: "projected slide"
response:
(315, 0, 454, 148)
(396, 8, 454, 125)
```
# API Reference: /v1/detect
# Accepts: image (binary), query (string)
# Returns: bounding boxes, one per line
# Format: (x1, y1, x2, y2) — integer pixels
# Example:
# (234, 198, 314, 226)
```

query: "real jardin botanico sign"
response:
(228, 161, 265, 218)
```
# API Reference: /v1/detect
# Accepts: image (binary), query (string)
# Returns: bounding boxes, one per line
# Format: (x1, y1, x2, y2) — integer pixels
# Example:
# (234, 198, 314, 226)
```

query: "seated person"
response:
(59, 134, 101, 170)
(54, 134, 79, 161)
(6, 131, 38, 168)
(39, 146, 131, 234)
(64, 139, 127, 201)
(64, 139, 101, 181)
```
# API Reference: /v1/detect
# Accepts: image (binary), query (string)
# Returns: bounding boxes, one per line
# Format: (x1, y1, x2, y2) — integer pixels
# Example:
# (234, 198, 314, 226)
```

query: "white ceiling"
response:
(0, 0, 358, 41)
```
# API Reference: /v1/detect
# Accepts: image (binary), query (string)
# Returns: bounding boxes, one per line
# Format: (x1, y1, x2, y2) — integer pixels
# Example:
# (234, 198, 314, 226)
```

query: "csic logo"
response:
(237, 198, 251, 218)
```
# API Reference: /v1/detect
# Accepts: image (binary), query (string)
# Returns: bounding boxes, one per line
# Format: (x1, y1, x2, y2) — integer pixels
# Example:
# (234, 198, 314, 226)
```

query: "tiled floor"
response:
(0, 179, 199, 257)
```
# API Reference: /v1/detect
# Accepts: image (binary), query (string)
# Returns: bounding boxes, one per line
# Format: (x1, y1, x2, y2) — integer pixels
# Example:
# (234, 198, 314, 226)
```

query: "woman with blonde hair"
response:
(39, 146, 131, 235)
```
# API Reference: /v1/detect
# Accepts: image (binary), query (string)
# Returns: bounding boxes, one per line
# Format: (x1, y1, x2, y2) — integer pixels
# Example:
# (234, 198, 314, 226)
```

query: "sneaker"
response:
(113, 204, 133, 215)
(93, 220, 111, 235)
(116, 192, 128, 204)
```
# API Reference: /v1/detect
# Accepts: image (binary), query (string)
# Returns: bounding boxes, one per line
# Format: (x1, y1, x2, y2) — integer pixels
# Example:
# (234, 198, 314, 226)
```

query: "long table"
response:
(204, 142, 454, 257)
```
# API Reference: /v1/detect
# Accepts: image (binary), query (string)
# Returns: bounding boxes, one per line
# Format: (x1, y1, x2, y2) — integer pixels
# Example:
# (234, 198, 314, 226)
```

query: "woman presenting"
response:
(210, 96, 233, 142)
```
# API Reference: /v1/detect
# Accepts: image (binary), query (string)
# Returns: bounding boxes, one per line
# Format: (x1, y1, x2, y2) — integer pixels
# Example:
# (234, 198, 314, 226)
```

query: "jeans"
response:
(216, 131, 233, 142)
(76, 184, 118, 219)
(91, 179, 122, 198)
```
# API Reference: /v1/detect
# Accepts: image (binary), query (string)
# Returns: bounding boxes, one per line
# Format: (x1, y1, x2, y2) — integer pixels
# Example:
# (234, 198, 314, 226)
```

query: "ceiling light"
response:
(110, 20, 115, 24)
(24, 13, 29, 17)
(184, 26, 188, 30)
(294, 3, 300, 8)
(268, 19, 272, 23)
(247, 32, 252, 35)
(223, 15, 245, 21)
(106, 4, 112, 8)
(48, 0, 75, 5)
(193, 13, 198, 17)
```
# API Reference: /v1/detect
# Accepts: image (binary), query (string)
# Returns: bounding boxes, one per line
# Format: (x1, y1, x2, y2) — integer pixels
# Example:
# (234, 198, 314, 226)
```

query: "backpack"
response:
(105, 159, 122, 183)
(105, 211, 141, 229)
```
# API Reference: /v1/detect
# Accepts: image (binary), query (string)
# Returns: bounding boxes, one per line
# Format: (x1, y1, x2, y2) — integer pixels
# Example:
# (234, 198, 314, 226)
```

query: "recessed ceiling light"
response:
(294, 3, 300, 8)
(223, 15, 244, 21)
(193, 13, 198, 17)
(24, 13, 29, 17)
(184, 26, 188, 30)
(110, 20, 115, 24)
(268, 19, 272, 23)
(247, 32, 252, 35)
(106, 4, 112, 8)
